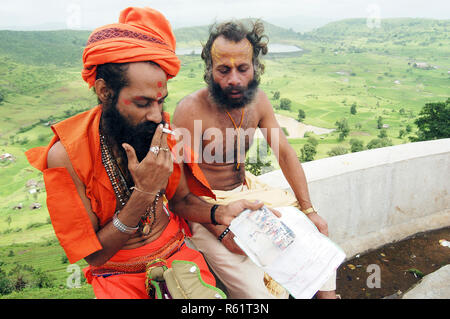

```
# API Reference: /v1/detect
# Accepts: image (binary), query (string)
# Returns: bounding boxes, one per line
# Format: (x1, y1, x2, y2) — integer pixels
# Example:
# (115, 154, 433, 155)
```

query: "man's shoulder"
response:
(174, 88, 210, 123)
(177, 88, 209, 109)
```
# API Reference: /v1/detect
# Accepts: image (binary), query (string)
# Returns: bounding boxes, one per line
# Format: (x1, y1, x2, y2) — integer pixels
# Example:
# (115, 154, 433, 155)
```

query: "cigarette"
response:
(162, 127, 175, 135)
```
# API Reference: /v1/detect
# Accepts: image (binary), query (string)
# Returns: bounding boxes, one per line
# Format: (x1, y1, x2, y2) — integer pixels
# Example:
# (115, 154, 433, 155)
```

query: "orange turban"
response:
(82, 7, 180, 88)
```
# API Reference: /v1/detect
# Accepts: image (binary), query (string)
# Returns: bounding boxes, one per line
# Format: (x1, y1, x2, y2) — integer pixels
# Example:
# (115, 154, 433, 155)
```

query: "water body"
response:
(176, 43, 302, 55)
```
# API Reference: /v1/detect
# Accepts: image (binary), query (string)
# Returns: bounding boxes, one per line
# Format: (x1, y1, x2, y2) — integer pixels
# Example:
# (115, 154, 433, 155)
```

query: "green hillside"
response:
(0, 17, 448, 299)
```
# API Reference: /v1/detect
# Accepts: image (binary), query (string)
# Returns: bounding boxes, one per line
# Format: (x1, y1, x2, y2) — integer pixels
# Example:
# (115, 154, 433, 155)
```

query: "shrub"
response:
(367, 137, 393, 150)
(327, 146, 348, 157)
(349, 138, 365, 152)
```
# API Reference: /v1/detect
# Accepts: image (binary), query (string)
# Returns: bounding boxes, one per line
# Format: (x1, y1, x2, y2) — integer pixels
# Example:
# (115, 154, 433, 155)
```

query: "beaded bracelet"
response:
(218, 227, 230, 241)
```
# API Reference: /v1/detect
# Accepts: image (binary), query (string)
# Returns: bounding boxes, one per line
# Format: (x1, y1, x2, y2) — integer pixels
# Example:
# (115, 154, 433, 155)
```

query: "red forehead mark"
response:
(157, 92, 162, 98)
(157, 81, 163, 88)
(122, 99, 132, 105)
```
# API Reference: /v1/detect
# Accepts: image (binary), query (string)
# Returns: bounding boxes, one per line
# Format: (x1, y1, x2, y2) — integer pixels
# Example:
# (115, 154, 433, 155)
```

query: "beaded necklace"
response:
(99, 127, 158, 236)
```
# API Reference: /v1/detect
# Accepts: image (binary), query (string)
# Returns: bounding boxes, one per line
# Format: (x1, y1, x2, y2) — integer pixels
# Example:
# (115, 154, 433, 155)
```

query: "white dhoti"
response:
(188, 172, 336, 299)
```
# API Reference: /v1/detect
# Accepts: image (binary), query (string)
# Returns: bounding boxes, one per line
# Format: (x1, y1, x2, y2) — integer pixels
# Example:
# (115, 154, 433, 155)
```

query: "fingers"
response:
(160, 123, 170, 149)
(268, 207, 282, 218)
(122, 143, 138, 168)
(149, 123, 164, 150)
(242, 199, 264, 212)
(158, 123, 173, 165)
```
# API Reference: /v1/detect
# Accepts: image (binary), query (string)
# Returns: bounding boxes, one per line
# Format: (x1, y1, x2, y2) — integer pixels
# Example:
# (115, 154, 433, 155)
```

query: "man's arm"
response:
(257, 90, 329, 235)
(47, 142, 156, 266)
(168, 161, 263, 255)
(47, 124, 174, 266)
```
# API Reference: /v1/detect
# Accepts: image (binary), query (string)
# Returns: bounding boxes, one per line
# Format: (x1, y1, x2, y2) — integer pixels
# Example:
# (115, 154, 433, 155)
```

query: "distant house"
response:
(0, 153, 15, 162)
(413, 62, 433, 70)
(382, 124, 390, 129)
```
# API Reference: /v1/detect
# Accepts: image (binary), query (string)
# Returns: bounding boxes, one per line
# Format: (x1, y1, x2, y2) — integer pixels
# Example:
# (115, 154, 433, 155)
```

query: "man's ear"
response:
(94, 78, 112, 104)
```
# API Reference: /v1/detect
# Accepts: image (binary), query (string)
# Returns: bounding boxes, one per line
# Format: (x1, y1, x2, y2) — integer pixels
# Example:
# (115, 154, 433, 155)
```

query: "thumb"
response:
(243, 199, 264, 211)
(122, 143, 138, 168)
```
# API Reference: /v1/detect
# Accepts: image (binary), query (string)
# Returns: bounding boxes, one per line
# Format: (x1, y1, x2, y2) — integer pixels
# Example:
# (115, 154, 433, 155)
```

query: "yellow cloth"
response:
(200, 171, 300, 209)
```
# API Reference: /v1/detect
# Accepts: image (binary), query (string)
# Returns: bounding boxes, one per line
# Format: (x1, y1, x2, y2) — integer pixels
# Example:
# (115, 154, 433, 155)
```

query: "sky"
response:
(0, 0, 449, 31)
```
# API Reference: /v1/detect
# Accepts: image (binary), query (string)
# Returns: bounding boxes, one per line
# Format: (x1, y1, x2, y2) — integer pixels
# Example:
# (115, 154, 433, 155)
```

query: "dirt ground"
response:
(335, 226, 450, 299)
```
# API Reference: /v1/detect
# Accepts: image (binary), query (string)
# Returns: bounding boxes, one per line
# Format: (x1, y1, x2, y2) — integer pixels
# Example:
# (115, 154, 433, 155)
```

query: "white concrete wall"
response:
(258, 138, 450, 258)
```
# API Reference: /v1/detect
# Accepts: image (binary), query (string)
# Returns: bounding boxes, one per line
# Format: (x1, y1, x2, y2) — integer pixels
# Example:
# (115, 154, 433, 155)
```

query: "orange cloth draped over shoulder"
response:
(25, 106, 216, 298)
(82, 7, 180, 88)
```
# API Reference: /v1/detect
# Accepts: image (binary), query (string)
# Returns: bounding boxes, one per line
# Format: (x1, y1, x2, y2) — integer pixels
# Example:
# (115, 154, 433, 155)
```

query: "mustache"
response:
(101, 103, 166, 162)
(223, 85, 246, 96)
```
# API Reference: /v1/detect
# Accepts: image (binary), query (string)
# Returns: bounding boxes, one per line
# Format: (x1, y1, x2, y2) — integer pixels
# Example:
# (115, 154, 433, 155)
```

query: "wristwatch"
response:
(302, 207, 317, 215)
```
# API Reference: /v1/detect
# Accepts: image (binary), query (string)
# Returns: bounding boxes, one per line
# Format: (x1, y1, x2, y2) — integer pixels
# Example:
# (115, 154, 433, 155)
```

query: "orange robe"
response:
(25, 105, 216, 298)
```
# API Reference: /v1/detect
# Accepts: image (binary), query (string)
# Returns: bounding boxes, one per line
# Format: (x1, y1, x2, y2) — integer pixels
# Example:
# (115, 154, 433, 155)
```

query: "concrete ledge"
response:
(258, 139, 450, 257)
(402, 265, 450, 299)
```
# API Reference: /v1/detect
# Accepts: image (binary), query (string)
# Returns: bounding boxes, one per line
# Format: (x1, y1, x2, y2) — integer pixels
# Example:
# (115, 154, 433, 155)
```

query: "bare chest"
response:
(199, 107, 260, 164)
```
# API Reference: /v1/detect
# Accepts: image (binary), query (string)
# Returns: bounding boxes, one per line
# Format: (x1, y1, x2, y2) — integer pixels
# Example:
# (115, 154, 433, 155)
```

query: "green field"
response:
(0, 17, 448, 298)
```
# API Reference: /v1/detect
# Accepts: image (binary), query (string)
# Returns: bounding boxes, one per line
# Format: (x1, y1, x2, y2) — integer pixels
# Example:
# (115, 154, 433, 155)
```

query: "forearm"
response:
(278, 146, 313, 210)
(85, 191, 155, 266)
(169, 192, 216, 225)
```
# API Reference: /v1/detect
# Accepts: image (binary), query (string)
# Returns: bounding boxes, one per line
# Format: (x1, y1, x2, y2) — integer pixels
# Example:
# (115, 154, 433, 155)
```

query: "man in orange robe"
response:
(26, 7, 263, 299)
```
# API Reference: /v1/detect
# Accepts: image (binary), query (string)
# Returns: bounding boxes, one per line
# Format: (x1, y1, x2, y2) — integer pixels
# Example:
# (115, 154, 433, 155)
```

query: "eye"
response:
(217, 66, 230, 74)
(238, 65, 249, 72)
(135, 101, 150, 108)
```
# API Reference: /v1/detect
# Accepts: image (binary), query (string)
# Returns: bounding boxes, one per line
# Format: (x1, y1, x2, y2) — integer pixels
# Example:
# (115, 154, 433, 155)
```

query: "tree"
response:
(245, 140, 272, 176)
(335, 118, 350, 141)
(377, 116, 383, 129)
(350, 103, 357, 115)
(378, 128, 388, 138)
(279, 98, 292, 111)
(411, 98, 450, 141)
(299, 143, 317, 162)
(297, 109, 306, 122)
(349, 138, 365, 152)
(273, 91, 280, 100)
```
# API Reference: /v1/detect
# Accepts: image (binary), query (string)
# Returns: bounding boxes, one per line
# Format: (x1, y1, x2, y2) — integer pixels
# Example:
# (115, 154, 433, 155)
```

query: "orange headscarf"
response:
(82, 7, 180, 88)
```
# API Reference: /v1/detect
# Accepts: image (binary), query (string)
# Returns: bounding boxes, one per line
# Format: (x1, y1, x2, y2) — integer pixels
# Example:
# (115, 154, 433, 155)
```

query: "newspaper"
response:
(229, 205, 346, 299)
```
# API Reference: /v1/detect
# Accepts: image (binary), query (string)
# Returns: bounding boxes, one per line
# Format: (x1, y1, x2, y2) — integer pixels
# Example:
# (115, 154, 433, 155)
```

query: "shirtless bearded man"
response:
(173, 20, 337, 299)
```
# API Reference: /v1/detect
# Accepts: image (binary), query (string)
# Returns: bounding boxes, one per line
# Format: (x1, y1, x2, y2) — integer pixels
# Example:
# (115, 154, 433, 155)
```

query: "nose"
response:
(145, 103, 163, 123)
(227, 69, 241, 87)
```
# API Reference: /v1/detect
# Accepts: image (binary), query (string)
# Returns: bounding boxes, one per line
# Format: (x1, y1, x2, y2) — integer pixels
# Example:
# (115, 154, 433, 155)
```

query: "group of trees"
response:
(271, 94, 448, 163)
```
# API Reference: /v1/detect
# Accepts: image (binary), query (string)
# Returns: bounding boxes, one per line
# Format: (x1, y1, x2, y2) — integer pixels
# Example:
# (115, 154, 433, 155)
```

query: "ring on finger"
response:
(160, 147, 170, 152)
(149, 146, 160, 155)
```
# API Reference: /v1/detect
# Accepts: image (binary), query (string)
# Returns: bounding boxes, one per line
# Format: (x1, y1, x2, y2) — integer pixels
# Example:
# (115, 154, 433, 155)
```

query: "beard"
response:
(101, 101, 165, 162)
(208, 77, 259, 110)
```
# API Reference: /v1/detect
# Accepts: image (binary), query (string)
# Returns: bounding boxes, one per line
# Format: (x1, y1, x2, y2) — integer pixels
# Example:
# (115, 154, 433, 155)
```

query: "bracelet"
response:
(131, 186, 159, 197)
(302, 207, 317, 215)
(112, 211, 139, 235)
(210, 204, 220, 225)
(218, 227, 230, 241)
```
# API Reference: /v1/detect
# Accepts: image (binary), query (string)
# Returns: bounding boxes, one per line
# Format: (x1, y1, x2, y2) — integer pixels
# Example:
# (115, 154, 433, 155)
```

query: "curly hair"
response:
(201, 20, 269, 86)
